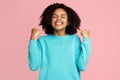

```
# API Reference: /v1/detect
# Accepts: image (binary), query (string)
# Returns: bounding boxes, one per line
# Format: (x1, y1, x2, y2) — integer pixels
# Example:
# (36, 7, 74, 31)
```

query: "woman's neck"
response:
(54, 30, 67, 36)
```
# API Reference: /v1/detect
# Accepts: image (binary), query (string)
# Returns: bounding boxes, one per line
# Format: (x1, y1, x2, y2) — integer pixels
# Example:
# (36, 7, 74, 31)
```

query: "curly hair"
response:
(39, 3, 81, 34)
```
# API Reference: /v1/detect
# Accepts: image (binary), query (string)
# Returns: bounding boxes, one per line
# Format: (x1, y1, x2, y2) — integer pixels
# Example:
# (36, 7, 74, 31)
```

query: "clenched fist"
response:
(81, 29, 90, 38)
(30, 28, 40, 40)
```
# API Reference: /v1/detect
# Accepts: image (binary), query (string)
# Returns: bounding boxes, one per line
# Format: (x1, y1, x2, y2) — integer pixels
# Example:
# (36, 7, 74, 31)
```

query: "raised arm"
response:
(28, 28, 42, 71)
(76, 29, 92, 71)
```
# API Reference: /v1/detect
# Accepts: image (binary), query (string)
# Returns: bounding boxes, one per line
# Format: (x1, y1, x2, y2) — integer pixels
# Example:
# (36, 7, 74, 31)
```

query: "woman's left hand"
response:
(81, 29, 90, 38)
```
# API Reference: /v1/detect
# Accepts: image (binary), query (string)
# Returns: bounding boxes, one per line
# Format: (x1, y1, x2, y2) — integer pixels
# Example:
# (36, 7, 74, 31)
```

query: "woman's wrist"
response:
(30, 35, 37, 40)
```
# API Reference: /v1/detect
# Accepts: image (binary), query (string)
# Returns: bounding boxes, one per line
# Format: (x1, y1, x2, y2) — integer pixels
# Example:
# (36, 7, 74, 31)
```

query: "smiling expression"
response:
(51, 8, 69, 31)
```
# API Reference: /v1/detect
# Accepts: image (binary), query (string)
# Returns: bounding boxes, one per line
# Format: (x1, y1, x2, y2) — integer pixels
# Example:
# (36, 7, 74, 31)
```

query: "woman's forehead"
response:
(53, 8, 67, 14)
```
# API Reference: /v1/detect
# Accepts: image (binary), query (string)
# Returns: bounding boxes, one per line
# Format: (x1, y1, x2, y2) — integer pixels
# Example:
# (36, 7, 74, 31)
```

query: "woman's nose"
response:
(56, 16, 61, 20)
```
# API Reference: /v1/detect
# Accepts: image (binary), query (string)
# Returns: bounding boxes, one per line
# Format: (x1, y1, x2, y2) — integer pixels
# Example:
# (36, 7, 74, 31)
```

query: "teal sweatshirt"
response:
(28, 34, 92, 80)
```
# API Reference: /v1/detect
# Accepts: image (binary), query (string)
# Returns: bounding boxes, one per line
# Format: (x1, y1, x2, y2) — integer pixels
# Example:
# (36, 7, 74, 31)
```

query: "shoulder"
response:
(37, 35, 47, 41)
(72, 34, 81, 40)
(37, 34, 81, 41)
(66, 34, 80, 39)
(72, 34, 81, 45)
(37, 34, 53, 41)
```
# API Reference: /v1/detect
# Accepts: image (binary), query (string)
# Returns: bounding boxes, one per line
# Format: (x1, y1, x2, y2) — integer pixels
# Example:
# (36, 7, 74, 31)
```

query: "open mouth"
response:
(55, 21, 63, 25)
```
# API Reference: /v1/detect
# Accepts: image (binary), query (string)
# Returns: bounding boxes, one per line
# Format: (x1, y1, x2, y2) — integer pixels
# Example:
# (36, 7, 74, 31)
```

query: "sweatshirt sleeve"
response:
(28, 38, 42, 71)
(75, 36, 92, 71)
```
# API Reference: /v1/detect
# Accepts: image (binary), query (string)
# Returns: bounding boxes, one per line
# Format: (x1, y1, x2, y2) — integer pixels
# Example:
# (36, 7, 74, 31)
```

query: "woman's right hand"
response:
(30, 28, 40, 40)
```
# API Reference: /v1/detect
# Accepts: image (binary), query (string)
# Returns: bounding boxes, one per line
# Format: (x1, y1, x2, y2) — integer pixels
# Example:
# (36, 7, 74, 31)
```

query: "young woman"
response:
(28, 3, 92, 80)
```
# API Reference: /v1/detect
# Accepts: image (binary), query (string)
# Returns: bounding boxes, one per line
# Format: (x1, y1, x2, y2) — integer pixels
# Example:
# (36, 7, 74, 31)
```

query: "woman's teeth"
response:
(56, 22, 62, 25)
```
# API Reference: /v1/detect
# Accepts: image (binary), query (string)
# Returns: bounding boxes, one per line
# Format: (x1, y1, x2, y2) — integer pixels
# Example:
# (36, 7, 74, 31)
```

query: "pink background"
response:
(0, 0, 120, 80)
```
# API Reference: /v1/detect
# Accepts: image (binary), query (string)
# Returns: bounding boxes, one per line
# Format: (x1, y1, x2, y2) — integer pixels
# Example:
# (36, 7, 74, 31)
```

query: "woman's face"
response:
(51, 8, 69, 31)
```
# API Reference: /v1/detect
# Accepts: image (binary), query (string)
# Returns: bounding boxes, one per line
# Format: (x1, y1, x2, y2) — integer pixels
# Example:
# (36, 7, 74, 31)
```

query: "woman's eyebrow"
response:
(61, 14, 67, 16)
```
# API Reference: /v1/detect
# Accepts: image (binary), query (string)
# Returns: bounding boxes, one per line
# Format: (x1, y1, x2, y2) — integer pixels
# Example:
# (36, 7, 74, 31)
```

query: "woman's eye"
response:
(52, 16, 57, 18)
(62, 16, 65, 18)
(61, 15, 67, 18)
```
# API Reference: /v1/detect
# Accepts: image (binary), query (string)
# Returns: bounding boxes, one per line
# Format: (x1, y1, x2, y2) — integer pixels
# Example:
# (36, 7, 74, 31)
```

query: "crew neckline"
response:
(48, 34, 73, 38)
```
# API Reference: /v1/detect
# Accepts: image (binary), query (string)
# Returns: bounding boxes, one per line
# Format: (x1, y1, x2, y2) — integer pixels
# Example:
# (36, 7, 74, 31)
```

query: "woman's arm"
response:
(28, 39, 42, 71)
(76, 29, 92, 71)
(76, 37, 92, 71)
(28, 28, 41, 71)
